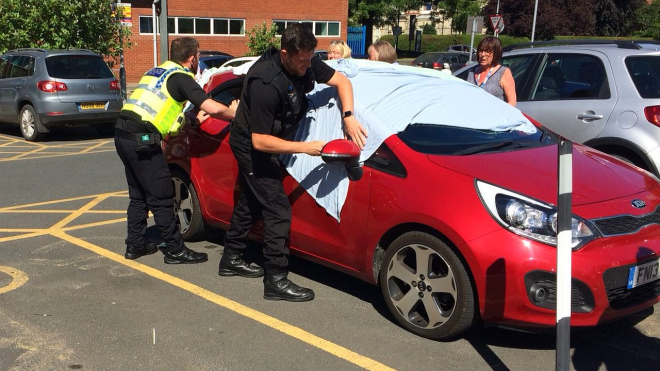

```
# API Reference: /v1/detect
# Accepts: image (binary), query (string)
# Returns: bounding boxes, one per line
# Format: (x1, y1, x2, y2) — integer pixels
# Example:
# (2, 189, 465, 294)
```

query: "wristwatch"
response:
(342, 111, 353, 119)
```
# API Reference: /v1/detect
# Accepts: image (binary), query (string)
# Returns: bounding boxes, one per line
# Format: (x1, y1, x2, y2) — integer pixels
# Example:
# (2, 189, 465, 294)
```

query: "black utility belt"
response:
(115, 129, 162, 153)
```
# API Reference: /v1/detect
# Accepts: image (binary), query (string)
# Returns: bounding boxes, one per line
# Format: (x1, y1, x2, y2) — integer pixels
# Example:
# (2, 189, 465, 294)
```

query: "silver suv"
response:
(0, 48, 123, 141)
(455, 40, 660, 177)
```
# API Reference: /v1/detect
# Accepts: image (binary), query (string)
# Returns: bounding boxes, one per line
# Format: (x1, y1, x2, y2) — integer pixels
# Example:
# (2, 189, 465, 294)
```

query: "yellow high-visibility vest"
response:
(123, 61, 194, 135)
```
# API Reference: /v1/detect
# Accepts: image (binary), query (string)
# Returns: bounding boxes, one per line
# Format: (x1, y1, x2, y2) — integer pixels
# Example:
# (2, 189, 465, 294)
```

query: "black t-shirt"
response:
(117, 65, 208, 133)
(239, 53, 335, 137)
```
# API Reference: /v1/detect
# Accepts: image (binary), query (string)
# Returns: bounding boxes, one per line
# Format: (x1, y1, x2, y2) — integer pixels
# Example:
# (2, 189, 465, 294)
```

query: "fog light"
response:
(530, 284, 548, 303)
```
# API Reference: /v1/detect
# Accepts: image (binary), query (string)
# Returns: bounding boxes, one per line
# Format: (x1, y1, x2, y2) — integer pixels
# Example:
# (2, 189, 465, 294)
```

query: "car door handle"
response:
(577, 112, 603, 121)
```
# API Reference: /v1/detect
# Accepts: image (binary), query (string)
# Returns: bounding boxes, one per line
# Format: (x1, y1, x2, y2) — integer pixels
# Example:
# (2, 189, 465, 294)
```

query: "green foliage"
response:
(0, 0, 130, 62)
(382, 34, 529, 55)
(631, 1, 660, 39)
(422, 23, 437, 35)
(435, 0, 485, 34)
(245, 21, 280, 56)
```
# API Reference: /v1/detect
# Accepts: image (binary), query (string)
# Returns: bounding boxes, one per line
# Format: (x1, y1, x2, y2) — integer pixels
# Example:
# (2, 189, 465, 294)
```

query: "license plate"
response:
(80, 102, 105, 110)
(627, 258, 660, 289)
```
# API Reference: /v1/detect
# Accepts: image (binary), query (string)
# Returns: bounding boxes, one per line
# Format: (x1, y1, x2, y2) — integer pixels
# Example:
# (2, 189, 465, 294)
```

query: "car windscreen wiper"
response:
(455, 140, 521, 155)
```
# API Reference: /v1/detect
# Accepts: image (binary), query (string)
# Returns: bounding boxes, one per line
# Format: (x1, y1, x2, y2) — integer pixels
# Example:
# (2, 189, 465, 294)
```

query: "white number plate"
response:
(627, 258, 660, 289)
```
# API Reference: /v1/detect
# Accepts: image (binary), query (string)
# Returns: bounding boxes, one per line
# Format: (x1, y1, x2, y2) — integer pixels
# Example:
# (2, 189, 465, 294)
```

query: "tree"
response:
(349, 0, 420, 49)
(245, 22, 280, 56)
(593, 0, 646, 37)
(435, 0, 485, 34)
(631, 1, 660, 39)
(0, 0, 130, 63)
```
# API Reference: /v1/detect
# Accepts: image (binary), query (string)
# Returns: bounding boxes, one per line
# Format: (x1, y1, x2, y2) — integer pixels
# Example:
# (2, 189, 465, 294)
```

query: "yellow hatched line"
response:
(0, 191, 127, 211)
(53, 231, 398, 371)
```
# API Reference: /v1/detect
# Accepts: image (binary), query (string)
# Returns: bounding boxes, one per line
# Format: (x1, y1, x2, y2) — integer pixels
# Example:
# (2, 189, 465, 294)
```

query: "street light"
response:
(531, 0, 539, 42)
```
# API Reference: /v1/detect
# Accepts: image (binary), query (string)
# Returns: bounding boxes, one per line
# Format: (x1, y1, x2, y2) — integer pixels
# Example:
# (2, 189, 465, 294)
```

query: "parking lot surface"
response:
(0, 125, 658, 371)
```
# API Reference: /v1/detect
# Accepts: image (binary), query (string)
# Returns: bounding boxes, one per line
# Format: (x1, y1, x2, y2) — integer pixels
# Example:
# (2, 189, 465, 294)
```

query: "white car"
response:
(219, 56, 259, 69)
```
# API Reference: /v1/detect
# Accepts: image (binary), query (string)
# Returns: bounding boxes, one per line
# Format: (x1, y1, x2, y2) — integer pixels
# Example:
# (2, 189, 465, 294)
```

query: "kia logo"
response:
(631, 199, 646, 208)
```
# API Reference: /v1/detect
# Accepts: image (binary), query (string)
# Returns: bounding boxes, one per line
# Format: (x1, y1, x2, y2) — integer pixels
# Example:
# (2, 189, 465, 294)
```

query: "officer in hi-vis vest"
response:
(219, 24, 368, 302)
(114, 37, 238, 264)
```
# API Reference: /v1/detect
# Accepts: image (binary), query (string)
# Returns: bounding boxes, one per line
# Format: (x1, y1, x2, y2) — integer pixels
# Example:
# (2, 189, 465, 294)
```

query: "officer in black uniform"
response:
(218, 24, 368, 301)
(114, 37, 238, 264)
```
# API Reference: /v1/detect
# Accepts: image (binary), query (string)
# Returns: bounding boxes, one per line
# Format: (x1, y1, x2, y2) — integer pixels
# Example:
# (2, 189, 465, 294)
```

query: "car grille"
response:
(592, 206, 660, 236)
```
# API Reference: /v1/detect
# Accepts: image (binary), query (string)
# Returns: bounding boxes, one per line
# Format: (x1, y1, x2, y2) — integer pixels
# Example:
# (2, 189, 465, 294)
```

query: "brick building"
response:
(119, 0, 349, 83)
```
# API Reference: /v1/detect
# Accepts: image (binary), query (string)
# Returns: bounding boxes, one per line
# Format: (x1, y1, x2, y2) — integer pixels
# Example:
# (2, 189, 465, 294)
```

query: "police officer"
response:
(114, 37, 238, 264)
(218, 24, 367, 302)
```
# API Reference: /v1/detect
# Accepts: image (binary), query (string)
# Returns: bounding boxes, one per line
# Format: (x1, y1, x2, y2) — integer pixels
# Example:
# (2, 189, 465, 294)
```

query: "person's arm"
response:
(501, 68, 517, 107)
(252, 133, 325, 156)
(199, 98, 238, 121)
(325, 71, 368, 149)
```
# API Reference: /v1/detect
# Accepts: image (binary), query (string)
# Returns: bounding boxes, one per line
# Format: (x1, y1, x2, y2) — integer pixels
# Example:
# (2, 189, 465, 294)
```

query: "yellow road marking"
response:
(0, 192, 398, 370)
(0, 266, 29, 295)
(54, 231, 396, 371)
(0, 135, 114, 162)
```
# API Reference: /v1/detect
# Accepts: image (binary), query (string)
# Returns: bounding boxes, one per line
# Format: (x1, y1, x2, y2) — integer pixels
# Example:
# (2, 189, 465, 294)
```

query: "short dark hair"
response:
(477, 36, 503, 65)
(281, 24, 317, 55)
(170, 37, 199, 64)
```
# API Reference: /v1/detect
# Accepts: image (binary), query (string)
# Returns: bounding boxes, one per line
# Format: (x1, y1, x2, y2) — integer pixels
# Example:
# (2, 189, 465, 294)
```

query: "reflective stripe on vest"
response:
(122, 61, 194, 135)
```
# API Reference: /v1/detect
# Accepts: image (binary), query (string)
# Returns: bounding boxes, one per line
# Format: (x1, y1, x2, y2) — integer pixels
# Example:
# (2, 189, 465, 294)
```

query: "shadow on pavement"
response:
(0, 123, 114, 142)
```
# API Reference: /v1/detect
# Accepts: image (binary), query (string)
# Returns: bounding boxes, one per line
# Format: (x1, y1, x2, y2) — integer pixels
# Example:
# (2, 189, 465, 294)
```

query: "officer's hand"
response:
(196, 109, 210, 125)
(305, 141, 326, 156)
(229, 99, 239, 112)
(343, 116, 368, 149)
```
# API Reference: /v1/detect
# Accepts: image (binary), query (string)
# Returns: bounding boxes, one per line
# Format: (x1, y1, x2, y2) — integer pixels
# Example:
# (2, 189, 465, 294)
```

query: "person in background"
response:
(467, 36, 516, 106)
(367, 40, 397, 64)
(114, 37, 238, 265)
(327, 40, 352, 60)
(440, 62, 452, 75)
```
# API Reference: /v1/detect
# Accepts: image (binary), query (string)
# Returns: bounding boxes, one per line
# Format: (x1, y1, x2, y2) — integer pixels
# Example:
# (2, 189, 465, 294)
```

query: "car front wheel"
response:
(171, 168, 206, 241)
(379, 231, 476, 340)
(20, 105, 45, 141)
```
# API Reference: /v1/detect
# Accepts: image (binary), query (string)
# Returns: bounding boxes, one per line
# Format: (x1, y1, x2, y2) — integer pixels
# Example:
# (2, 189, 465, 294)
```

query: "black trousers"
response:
(114, 134, 184, 254)
(223, 128, 291, 275)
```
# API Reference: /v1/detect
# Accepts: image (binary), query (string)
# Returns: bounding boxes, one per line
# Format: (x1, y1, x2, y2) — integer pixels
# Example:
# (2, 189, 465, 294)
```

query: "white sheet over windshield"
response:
(281, 59, 536, 221)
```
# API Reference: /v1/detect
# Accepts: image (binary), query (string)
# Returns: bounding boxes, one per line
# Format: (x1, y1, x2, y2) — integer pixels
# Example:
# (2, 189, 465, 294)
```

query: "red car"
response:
(165, 66, 660, 340)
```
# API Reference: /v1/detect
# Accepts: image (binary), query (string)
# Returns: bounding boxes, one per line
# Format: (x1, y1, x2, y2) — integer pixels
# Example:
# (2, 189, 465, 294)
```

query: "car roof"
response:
(3, 48, 99, 56)
(503, 39, 660, 53)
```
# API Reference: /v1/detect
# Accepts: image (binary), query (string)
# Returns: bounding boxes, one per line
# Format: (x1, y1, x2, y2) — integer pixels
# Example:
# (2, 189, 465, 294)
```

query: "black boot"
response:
(264, 272, 315, 302)
(218, 253, 264, 277)
(163, 247, 208, 264)
(125, 242, 159, 260)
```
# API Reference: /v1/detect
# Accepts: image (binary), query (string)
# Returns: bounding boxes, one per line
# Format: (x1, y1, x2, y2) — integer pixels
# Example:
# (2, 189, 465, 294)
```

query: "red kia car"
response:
(165, 63, 660, 340)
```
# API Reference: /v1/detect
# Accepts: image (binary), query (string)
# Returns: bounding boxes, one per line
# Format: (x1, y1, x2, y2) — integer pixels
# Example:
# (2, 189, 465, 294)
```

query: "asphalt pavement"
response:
(0, 125, 658, 371)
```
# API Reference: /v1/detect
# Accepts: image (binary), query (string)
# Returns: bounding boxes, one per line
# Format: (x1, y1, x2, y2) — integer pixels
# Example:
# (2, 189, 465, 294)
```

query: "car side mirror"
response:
(321, 139, 363, 181)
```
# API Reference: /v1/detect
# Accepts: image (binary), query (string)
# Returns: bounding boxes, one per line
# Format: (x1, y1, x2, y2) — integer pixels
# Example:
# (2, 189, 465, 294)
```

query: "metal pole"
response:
(469, 18, 477, 63)
(496, 0, 500, 13)
(152, 1, 157, 66)
(116, 1, 126, 101)
(159, 0, 169, 63)
(556, 137, 573, 371)
(531, 0, 539, 42)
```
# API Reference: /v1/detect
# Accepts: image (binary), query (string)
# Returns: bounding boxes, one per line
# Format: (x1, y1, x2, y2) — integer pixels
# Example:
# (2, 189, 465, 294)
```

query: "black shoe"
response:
(218, 254, 264, 277)
(125, 242, 159, 260)
(264, 273, 315, 302)
(163, 247, 208, 264)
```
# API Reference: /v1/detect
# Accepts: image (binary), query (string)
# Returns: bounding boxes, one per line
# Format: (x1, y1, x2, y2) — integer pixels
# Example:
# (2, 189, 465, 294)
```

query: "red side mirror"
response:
(321, 139, 360, 163)
(321, 139, 363, 181)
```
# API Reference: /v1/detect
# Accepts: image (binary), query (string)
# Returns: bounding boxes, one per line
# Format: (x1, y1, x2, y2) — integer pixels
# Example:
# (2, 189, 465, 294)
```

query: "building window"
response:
(425, 3, 432, 11)
(139, 16, 244, 35)
(273, 20, 340, 37)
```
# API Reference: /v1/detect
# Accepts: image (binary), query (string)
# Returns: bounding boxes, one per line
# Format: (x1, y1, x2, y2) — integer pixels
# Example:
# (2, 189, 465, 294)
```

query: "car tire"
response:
(20, 105, 45, 141)
(379, 231, 476, 340)
(171, 168, 206, 241)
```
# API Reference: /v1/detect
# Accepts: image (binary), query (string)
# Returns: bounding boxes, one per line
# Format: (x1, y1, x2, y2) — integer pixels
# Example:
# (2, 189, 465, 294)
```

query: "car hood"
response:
(426, 144, 659, 206)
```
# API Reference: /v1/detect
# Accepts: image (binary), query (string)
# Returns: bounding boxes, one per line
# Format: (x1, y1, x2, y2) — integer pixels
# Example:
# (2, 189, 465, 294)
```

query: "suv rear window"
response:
(626, 56, 660, 98)
(45, 55, 114, 79)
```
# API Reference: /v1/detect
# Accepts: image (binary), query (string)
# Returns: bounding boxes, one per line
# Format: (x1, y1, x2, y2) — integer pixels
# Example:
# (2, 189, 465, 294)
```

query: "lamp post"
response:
(115, 1, 127, 101)
(531, 0, 539, 42)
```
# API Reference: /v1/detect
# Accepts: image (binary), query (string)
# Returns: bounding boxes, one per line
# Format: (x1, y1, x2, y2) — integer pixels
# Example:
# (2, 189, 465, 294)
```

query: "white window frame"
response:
(138, 16, 245, 36)
(272, 20, 341, 37)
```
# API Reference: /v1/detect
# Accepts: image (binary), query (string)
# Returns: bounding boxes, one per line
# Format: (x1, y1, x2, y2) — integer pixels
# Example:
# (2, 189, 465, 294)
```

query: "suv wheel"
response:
(20, 105, 45, 141)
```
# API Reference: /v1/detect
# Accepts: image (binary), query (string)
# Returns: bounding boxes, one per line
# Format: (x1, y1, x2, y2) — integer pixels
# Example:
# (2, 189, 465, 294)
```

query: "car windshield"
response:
(398, 124, 555, 155)
(45, 55, 114, 79)
(625, 56, 660, 98)
(414, 53, 442, 63)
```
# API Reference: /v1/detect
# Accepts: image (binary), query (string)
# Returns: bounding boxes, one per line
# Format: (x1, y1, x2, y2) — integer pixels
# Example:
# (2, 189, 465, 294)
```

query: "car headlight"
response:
(476, 180, 598, 250)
